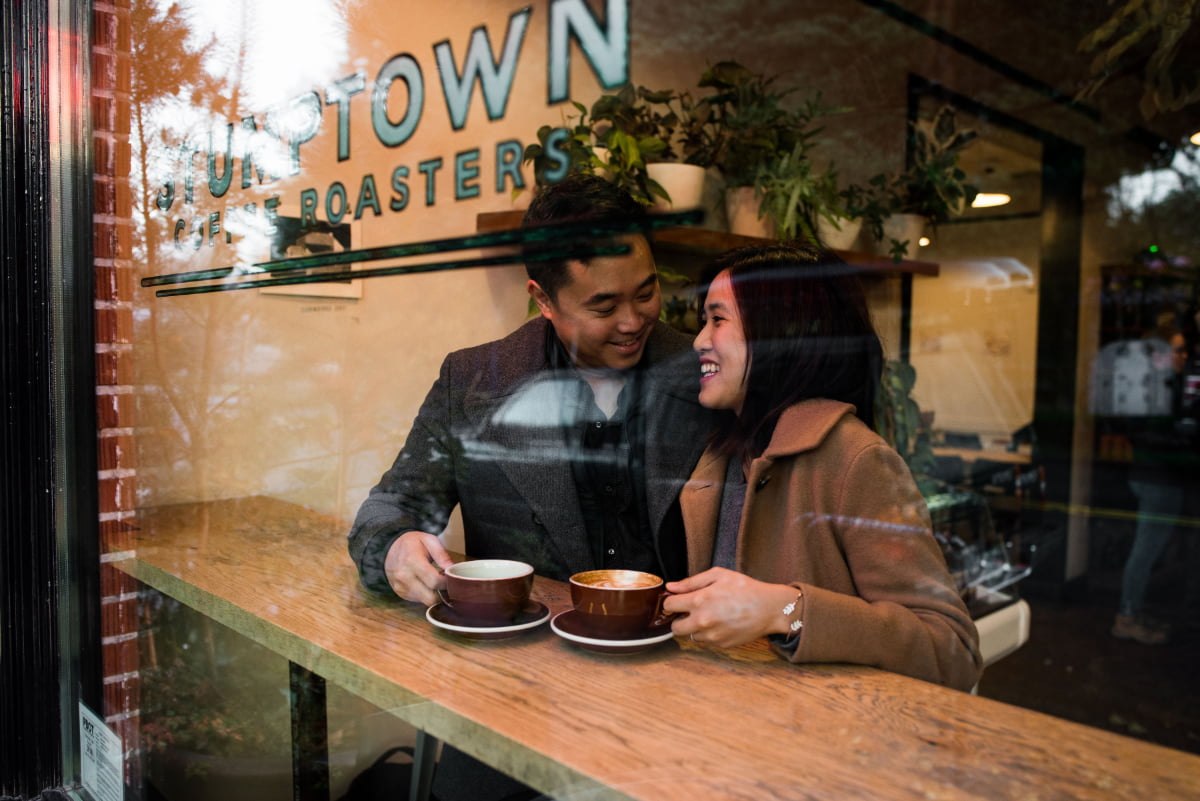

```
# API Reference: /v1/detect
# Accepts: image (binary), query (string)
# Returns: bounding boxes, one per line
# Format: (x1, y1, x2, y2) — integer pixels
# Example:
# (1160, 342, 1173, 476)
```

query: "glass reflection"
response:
(101, 3, 1200, 799)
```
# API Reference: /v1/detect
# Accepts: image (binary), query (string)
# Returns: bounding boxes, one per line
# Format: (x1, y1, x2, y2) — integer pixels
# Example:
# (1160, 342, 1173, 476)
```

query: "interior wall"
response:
(130, 0, 1154, 531)
(132, 2, 591, 523)
(911, 218, 1041, 438)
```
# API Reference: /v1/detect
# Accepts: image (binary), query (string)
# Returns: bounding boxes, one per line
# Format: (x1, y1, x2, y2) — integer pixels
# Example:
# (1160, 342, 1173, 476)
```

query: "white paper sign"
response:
(79, 703, 123, 801)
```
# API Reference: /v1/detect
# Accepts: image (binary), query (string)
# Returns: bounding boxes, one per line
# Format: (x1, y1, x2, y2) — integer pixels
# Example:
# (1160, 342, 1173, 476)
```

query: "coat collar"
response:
(761, 399, 857, 459)
(680, 398, 856, 577)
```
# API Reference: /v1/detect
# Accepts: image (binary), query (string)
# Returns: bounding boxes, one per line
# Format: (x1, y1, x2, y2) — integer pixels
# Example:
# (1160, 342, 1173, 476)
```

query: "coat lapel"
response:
(462, 363, 592, 574)
(680, 447, 725, 577)
(641, 331, 711, 541)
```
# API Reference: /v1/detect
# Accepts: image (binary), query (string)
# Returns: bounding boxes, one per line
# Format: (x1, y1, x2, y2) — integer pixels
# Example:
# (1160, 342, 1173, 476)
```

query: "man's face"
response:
(1171, 332, 1188, 374)
(529, 235, 661, 370)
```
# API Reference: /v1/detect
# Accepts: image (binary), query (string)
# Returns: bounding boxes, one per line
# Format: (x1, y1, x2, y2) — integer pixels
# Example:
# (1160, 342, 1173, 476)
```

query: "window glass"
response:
(83, 1, 1199, 798)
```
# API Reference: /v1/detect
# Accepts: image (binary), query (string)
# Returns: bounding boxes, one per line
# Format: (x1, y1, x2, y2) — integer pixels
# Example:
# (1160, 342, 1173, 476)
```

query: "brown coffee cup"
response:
(437, 559, 534, 626)
(569, 569, 676, 640)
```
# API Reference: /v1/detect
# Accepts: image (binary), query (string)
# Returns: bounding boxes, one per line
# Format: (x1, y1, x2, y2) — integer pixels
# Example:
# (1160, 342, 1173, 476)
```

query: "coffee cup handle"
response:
(436, 588, 453, 608)
(650, 590, 678, 628)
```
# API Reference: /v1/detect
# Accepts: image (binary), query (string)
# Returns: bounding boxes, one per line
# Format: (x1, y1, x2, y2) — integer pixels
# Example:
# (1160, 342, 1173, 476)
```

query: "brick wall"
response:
(92, 0, 141, 789)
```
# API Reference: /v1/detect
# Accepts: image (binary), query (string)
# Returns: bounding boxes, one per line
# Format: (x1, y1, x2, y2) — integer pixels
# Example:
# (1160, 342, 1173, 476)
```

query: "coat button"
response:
(532, 513, 543, 526)
(756, 475, 771, 490)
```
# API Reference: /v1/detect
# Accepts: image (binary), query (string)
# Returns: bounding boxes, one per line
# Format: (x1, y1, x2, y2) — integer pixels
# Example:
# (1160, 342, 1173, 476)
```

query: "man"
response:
(347, 173, 714, 799)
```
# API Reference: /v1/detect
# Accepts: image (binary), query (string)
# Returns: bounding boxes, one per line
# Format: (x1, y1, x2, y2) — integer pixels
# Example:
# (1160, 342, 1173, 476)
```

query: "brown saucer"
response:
(426, 600, 550, 640)
(550, 610, 675, 654)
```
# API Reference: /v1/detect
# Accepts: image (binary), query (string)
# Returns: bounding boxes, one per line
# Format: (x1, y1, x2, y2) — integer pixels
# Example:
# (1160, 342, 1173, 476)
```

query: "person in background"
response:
(347, 173, 714, 801)
(663, 242, 982, 692)
(1112, 316, 1199, 644)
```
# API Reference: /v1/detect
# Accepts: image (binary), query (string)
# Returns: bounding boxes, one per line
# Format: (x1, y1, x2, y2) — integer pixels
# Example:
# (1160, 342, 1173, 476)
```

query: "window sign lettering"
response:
(153, 0, 629, 258)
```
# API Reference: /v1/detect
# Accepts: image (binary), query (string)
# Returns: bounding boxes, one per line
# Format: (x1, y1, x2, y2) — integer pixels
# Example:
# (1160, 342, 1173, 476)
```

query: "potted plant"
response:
(836, 176, 893, 254)
(640, 86, 720, 211)
(589, 83, 718, 209)
(699, 61, 841, 238)
(522, 84, 719, 209)
(869, 105, 978, 260)
(521, 100, 603, 192)
(875, 359, 938, 496)
(751, 141, 843, 245)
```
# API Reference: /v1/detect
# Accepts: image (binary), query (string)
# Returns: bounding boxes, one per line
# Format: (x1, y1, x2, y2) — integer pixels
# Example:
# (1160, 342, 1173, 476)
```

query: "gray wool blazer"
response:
(348, 317, 714, 592)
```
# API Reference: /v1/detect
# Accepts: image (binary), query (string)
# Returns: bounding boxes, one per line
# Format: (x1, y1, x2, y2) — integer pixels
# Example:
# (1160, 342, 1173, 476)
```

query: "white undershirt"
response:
(577, 368, 627, 419)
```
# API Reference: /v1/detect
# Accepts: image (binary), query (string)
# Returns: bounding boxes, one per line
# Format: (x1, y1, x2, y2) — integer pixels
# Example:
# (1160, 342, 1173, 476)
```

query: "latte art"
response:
(574, 569, 662, 590)
(588, 576, 659, 589)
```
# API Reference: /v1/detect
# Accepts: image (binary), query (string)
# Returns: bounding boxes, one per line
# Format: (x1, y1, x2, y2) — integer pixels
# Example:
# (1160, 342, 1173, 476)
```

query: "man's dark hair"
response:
(521, 173, 648, 300)
(702, 241, 884, 458)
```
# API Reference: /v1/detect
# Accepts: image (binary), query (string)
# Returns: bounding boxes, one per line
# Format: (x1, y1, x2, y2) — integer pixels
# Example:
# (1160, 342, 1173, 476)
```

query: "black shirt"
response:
(547, 327, 659, 575)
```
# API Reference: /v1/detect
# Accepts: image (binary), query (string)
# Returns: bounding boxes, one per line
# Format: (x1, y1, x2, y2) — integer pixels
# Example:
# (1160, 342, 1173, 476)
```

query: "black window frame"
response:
(1, 0, 100, 795)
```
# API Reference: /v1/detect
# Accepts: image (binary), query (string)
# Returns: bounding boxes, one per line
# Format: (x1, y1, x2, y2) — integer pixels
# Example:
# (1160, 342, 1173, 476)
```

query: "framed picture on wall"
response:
(259, 209, 362, 299)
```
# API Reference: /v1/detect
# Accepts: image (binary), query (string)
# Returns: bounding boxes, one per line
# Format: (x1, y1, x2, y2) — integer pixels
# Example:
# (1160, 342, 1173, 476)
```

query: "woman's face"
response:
(694, 270, 749, 415)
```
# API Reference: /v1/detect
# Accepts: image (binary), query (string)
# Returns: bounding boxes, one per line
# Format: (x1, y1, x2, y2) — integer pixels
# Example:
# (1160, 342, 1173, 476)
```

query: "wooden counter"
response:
(117, 496, 1200, 801)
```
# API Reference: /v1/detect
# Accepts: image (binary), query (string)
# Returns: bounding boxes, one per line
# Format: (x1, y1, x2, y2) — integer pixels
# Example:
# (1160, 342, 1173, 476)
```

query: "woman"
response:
(663, 242, 982, 691)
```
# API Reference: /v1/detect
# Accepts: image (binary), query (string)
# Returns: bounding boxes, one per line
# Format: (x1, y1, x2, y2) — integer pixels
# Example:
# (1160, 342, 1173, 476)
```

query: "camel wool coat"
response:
(681, 399, 982, 691)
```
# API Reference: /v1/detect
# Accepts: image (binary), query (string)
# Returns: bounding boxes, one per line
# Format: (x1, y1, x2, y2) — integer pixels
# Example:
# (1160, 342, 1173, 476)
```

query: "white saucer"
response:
(426, 600, 550, 640)
(550, 610, 675, 654)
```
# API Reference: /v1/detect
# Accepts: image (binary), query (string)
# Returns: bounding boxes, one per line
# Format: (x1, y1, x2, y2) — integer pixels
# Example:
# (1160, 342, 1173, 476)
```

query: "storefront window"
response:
(6, 0, 1197, 798)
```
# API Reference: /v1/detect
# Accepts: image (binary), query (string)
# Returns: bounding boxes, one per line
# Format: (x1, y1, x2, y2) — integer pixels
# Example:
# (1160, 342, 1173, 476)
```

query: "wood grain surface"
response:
(116, 496, 1200, 801)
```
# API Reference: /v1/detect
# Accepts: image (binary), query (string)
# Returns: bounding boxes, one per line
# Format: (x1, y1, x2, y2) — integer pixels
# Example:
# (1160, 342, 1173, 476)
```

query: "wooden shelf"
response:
(476, 210, 939, 277)
(476, 209, 530, 233)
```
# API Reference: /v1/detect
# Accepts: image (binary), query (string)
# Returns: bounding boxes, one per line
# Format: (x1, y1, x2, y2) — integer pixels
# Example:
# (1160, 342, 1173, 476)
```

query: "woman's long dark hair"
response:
(703, 242, 884, 459)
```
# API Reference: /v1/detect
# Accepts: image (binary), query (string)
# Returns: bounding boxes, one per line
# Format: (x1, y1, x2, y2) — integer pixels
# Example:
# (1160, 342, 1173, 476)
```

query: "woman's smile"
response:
(694, 270, 748, 415)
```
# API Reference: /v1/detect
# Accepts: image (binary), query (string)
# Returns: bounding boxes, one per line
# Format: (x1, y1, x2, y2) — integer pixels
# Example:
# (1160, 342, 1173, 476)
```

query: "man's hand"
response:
(663, 568, 801, 648)
(384, 531, 455, 605)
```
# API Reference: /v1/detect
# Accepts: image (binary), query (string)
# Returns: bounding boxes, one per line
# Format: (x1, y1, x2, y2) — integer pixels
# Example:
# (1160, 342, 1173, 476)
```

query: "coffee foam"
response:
(448, 559, 532, 580)
(576, 570, 661, 589)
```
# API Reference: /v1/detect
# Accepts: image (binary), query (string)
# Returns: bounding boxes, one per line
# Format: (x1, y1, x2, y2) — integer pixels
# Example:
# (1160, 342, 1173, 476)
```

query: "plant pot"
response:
(646, 163, 707, 212)
(592, 146, 614, 181)
(817, 215, 863, 251)
(879, 213, 926, 259)
(725, 186, 775, 239)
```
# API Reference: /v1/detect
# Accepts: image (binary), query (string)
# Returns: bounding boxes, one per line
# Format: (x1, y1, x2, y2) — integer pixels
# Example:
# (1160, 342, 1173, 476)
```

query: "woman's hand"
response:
(664, 568, 803, 648)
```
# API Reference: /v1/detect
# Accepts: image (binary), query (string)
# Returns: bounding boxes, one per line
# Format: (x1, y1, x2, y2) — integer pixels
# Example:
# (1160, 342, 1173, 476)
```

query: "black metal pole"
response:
(289, 662, 330, 801)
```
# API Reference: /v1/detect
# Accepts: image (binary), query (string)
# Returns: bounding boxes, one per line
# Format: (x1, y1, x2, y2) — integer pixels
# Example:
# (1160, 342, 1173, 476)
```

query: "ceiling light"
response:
(1191, 130, 1200, 146)
(971, 193, 1012, 209)
(918, 236, 931, 247)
